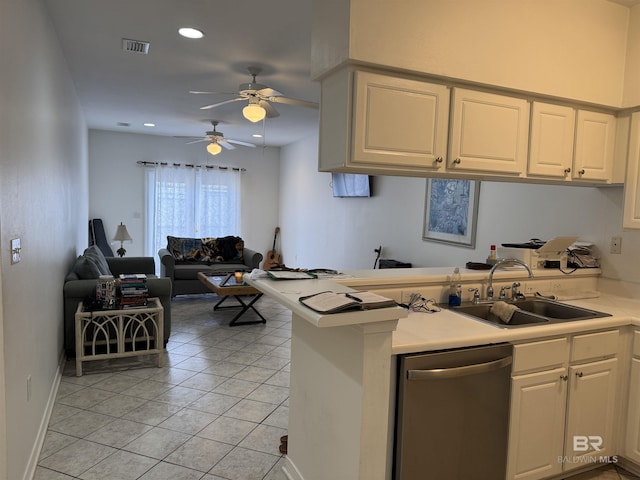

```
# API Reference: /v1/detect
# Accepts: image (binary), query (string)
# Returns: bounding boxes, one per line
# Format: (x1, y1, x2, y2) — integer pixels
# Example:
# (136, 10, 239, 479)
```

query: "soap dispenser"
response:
(448, 267, 462, 306)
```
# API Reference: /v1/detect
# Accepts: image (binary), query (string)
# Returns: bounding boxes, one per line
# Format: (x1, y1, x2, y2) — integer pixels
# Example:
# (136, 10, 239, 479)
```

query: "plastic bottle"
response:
(487, 244, 498, 264)
(448, 267, 462, 306)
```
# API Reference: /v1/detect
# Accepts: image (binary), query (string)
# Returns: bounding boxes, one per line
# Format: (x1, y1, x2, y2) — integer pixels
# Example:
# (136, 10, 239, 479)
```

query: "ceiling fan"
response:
(181, 121, 256, 155)
(190, 66, 319, 123)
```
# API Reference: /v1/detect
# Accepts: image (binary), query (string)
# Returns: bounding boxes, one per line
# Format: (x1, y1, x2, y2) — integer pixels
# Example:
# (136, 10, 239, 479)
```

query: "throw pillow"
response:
(167, 236, 204, 261)
(84, 245, 111, 275)
(71, 255, 103, 279)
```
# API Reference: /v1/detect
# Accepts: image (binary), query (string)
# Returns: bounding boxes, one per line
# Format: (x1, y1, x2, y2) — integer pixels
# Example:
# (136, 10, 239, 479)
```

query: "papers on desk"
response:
(299, 291, 397, 313)
(267, 271, 317, 280)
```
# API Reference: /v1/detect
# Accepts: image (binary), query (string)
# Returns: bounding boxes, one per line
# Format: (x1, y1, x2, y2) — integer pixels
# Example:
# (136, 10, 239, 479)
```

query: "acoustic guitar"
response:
(264, 227, 281, 270)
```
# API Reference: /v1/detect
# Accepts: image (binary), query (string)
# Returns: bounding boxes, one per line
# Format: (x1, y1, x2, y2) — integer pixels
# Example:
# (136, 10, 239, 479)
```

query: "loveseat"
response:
(159, 235, 263, 296)
(63, 245, 172, 357)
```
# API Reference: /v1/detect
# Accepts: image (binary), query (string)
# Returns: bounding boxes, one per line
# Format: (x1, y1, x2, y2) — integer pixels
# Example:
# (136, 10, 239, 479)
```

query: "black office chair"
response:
(89, 219, 114, 257)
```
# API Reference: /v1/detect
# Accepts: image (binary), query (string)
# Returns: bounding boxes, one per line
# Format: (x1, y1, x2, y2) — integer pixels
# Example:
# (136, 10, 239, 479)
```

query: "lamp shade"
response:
(113, 223, 132, 242)
(206, 142, 222, 155)
(243, 103, 266, 123)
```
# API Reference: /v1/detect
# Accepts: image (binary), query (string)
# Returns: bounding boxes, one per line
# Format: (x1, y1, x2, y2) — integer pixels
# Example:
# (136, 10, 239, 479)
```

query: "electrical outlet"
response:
(11, 238, 21, 264)
(610, 236, 622, 254)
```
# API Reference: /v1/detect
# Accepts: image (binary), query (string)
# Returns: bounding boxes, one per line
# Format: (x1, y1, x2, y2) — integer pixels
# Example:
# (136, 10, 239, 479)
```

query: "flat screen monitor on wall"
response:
(331, 173, 372, 197)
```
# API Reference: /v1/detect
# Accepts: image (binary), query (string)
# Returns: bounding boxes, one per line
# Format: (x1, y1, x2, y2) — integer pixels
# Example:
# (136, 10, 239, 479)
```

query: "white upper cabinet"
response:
(528, 102, 575, 179)
(624, 112, 640, 229)
(573, 110, 616, 182)
(449, 88, 530, 175)
(351, 71, 450, 170)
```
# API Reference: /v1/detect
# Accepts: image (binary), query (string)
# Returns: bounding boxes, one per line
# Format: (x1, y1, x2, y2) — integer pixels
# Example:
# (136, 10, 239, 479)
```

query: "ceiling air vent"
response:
(122, 38, 150, 54)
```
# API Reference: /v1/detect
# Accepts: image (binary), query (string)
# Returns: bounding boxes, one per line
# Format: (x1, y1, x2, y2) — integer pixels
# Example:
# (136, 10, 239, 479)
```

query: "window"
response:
(145, 164, 241, 260)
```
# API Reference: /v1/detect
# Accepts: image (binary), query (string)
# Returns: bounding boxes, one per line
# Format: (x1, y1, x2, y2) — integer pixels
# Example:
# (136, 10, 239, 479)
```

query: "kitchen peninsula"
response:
(247, 267, 640, 480)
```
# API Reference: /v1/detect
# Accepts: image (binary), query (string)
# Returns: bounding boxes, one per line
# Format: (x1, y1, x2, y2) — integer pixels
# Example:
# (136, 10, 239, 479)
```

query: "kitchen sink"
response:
(512, 298, 610, 320)
(446, 298, 610, 328)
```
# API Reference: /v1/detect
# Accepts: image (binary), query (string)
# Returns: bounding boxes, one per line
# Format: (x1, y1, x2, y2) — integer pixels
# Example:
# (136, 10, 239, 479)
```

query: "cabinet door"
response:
(626, 357, 640, 462)
(564, 358, 618, 467)
(624, 112, 640, 229)
(507, 367, 567, 480)
(352, 71, 449, 169)
(528, 102, 575, 179)
(573, 110, 615, 182)
(449, 88, 529, 174)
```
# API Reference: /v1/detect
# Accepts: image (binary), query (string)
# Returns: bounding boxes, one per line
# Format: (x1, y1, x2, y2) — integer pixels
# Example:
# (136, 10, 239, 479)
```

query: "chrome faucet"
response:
(486, 258, 534, 300)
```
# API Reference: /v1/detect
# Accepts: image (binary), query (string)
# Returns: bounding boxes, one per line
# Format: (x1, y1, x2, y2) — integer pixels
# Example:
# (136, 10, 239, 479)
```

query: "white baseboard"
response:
(282, 456, 304, 480)
(22, 351, 65, 480)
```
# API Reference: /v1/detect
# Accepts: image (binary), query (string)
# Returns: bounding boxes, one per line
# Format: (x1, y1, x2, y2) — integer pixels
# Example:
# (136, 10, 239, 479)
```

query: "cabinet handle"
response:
(576, 371, 584, 378)
(564, 168, 571, 174)
(434, 157, 443, 164)
(452, 158, 461, 165)
(578, 169, 585, 175)
(560, 375, 568, 381)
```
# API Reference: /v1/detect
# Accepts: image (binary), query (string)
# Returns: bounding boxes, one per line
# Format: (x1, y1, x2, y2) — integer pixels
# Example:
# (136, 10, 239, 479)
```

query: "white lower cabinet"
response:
(507, 330, 619, 480)
(564, 358, 618, 462)
(508, 367, 567, 479)
(625, 331, 640, 462)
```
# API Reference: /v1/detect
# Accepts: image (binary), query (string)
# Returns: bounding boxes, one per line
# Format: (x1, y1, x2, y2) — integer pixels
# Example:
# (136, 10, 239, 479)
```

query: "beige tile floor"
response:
(34, 293, 640, 480)
(36, 294, 292, 480)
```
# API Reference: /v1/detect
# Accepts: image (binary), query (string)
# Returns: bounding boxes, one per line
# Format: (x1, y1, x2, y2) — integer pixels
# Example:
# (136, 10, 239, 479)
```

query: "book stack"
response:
(118, 274, 148, 308)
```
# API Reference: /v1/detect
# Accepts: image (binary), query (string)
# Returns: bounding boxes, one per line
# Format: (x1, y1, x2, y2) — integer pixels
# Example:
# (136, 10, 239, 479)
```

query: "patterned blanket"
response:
(167, 236, 244, 263)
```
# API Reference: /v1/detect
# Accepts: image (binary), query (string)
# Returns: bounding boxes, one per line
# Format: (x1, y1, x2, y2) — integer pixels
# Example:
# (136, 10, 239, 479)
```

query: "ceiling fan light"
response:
(243, 103, 266, 123)
(206, 142, 222, 155)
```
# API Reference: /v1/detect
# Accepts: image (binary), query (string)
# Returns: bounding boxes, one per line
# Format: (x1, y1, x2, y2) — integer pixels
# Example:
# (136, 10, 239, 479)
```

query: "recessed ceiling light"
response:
(178, 27, 204, 39)
(143, 123, 155, 127)
(252, 134, 263, 138)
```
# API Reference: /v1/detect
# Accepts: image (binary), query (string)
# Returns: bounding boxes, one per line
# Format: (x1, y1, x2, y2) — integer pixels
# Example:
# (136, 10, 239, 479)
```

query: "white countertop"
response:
(247, 268, 639, 355)
(392, 294, 640, 355)
(247, 276, 407, 328)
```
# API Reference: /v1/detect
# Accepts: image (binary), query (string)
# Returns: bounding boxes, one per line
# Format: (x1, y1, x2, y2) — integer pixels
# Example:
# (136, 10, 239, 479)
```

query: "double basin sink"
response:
(447, 298, 611, 328)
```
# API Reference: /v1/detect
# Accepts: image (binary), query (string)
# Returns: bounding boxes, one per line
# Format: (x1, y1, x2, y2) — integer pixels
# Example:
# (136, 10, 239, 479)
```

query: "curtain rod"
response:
(136, 160, 246, 172)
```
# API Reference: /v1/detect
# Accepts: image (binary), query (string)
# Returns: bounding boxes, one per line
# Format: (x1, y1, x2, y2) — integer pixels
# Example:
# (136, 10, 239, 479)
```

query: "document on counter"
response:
(267, 271, 317, 280)
(299, 291, 397, 313)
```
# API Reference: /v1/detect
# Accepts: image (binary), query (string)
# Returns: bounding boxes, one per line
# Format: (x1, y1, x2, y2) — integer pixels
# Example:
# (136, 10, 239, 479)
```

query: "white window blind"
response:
(145, 164, 242, 261)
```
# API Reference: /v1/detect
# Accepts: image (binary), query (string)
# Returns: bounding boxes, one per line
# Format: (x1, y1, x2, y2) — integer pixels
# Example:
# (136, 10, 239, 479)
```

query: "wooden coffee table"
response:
(197, 272, 266, 326)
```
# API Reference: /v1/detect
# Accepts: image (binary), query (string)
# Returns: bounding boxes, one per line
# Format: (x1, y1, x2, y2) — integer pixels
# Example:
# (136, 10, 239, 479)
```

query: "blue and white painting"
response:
(423, 179, 479, 248)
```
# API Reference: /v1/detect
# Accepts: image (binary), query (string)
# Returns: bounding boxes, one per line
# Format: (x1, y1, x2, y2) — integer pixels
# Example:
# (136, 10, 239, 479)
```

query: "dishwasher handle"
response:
(407, 356, 512, 380)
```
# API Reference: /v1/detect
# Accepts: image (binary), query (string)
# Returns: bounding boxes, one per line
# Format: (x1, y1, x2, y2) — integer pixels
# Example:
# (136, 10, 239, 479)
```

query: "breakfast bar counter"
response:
(246, 268, 640, 480)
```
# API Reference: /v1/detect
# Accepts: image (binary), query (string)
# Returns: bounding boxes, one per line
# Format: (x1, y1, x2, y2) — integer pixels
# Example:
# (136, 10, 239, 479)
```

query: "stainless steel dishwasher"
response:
(394, 343, 513, 480)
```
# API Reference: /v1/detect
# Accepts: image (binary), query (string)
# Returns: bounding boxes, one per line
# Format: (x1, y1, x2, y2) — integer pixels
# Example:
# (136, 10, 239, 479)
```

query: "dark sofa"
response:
(63, 246, 172, 357)
(159, 235, 262, 296)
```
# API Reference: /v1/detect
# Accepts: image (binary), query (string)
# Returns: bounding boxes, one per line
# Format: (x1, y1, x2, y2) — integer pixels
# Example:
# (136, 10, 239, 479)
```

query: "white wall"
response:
(313, 0, 630, 107)
(280, 135, 640, 284)
(0, 0, 88, 478)
(88, 130, 280, 261)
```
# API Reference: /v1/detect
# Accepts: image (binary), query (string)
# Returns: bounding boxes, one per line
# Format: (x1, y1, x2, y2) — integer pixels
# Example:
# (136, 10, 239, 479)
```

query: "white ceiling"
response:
(43, 0, 320, 148)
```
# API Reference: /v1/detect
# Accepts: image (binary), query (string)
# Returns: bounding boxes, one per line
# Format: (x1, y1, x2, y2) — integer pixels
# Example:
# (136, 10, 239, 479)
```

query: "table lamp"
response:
(113, 222, 132, 257)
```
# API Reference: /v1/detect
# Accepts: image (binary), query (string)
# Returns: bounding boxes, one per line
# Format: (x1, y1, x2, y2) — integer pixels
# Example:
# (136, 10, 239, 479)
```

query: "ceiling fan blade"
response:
(200, 97, 244, 110)
(189, 91, 238, 95)
(218, 140, 236, 150)
(257, 87, 283, 97)
(267, 95, 319, 109)
(227, 139, 257, 148)
(185, 138, 208, 144)
(259, 100, 280, 118)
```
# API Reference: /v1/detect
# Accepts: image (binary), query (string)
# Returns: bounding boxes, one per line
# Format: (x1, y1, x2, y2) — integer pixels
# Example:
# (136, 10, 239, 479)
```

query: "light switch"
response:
(11, 238, 21, 264)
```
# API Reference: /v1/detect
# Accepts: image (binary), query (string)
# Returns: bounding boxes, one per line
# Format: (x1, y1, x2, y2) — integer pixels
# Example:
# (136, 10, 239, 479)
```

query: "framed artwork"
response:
(423, 178, 480, 248)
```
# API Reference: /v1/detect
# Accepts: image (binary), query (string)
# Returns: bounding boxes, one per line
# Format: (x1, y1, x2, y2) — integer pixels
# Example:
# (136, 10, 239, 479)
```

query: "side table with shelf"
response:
(74, 297, 164, 376)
